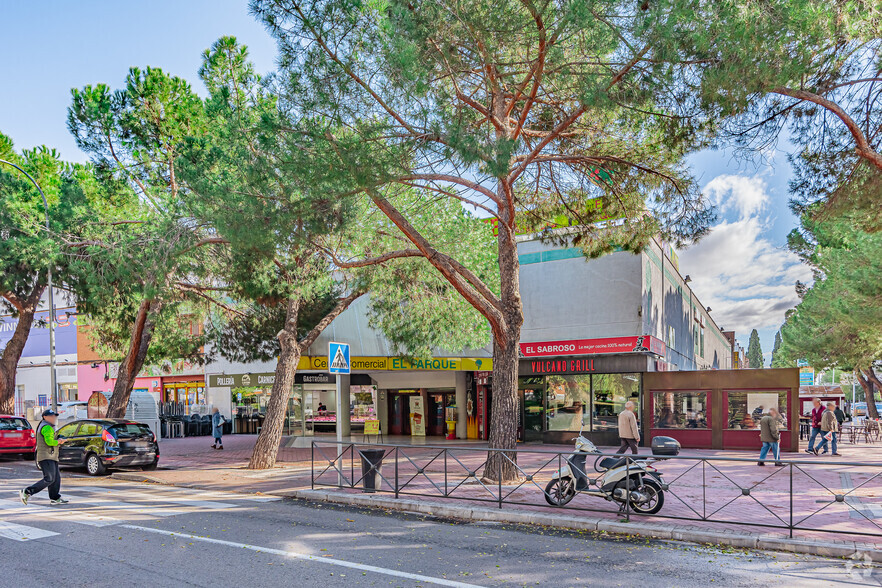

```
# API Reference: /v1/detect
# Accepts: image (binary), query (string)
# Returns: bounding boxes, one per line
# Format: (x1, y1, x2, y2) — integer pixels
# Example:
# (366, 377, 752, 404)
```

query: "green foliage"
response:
(657, 0, 882, 228)
(183, 37, 495, 360)
(746, 329, 763, 369)
(66, 66, 215, 366)
(251, 0, 714, 280)
(0, 132, 108, 315)
(776, 210, 882, 371)
(771, 330, 784, 368)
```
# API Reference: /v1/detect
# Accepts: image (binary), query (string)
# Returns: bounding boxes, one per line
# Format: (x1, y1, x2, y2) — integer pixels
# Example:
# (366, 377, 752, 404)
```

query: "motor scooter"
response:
(543, 429, 678, 515)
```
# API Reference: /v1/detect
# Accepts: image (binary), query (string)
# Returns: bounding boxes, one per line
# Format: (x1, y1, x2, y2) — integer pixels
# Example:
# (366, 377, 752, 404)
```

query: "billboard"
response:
(0, 309, 78, 357)
(799, 366, 814, 386)
(520, 335, 666, 358)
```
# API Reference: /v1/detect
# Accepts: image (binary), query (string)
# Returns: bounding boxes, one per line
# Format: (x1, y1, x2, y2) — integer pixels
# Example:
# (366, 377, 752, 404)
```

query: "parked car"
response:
(0, 415, 36, 459)
(53, 419, 159, 475)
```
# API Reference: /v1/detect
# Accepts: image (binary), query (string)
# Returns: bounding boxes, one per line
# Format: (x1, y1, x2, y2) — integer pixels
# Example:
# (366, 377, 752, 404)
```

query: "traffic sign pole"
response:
(329, 342, 351, 486)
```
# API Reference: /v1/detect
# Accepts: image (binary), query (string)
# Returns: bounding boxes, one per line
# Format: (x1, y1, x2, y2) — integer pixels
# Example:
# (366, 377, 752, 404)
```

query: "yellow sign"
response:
(297, 356, 491, 372)
(364, 420, 381, 435)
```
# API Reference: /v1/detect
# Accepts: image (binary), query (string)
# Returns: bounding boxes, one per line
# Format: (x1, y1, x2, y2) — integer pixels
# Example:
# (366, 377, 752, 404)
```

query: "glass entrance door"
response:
(285, 386, 314, 436)
(519, 377, 545, 442)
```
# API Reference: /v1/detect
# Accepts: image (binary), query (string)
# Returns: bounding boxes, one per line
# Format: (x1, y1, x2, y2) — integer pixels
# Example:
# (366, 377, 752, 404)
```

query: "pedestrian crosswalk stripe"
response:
(74, 484, 281, 503)
(0, 521, 58, 542)
(0, 498, 119, 527)
(67, 486, 238, 510)
(60, 493, 188, 517)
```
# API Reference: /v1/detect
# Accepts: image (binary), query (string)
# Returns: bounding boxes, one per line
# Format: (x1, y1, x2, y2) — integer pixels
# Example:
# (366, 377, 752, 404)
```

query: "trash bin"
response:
(358, 448, 386, 493)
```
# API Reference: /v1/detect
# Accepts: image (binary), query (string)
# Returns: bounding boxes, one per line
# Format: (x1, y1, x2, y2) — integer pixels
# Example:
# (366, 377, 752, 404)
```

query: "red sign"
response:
(520, 335, 665, 358)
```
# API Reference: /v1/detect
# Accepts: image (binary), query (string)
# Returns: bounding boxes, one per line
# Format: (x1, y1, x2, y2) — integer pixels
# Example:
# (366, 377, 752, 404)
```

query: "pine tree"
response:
(251, 0, 714, 482)
(771, 331, 783, 368)
(747, 330, 763, 369)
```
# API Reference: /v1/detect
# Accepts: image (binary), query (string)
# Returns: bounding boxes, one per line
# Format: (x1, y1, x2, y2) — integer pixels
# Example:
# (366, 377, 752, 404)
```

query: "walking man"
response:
(758, 408, 783, 466)
(615, 401, 640, 455)
(20, 409, 69, 505)
(816, 401, 841, 456)
(211, 407, 226, 450)
(806, 398, 824, 455)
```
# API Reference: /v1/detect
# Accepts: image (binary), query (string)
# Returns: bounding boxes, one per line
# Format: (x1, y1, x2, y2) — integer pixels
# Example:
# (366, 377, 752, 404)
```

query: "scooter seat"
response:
(599, 457, 629, 471)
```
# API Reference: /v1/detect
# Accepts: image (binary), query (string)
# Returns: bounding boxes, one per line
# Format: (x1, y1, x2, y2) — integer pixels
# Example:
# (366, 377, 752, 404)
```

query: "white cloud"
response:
(704, 175, 769, 219)
(678, 175, 813, 336)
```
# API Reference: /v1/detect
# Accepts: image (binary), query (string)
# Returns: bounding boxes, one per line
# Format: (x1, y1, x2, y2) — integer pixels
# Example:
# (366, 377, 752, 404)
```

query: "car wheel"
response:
(22, 452, 35, 461)
(85, 453, 106, 476)
(141, 457, 159, 471)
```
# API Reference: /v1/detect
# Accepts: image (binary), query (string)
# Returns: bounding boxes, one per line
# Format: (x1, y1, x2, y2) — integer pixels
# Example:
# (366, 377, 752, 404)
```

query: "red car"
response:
(0, 415, 36, 458)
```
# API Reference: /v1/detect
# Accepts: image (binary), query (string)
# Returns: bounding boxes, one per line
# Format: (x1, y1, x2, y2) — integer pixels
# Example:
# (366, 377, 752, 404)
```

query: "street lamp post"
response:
(0, 159, 58, 412)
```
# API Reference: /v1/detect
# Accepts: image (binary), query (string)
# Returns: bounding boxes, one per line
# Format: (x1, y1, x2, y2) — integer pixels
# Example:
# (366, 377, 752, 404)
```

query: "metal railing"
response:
(311, 440, 882, 540)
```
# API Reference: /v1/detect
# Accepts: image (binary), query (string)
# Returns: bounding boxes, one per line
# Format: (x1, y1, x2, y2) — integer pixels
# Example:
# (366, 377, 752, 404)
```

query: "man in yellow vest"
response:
(20, 410, 69, 505)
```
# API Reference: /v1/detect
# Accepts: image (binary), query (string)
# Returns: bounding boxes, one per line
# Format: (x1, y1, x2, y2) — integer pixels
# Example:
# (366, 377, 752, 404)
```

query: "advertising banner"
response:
(409, 396, 426, 436)
(799, 367, 815, 386)
(520, 335, 665, 358)
(0, 309, 77, 357)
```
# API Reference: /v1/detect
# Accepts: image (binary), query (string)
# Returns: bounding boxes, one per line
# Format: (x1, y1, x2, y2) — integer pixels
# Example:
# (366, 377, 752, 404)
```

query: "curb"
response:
(110, 472, 167, 484)
(290, 488, 882, 562)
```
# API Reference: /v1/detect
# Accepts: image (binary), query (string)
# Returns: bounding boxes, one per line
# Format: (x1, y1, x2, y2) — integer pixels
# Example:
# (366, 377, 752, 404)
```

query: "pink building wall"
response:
(76, 363, 156, 402)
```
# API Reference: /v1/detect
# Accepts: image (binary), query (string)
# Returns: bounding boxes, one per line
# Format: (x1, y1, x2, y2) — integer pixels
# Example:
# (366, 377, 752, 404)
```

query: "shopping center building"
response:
(4, 233, 798, 450)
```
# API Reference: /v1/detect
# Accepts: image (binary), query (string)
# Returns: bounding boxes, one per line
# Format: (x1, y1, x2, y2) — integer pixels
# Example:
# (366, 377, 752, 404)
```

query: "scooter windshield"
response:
(575, 437, 599, 453)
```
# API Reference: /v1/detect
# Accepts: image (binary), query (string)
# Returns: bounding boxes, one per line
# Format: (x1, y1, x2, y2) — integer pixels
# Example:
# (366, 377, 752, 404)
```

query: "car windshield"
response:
(0, 418, 29, 430)
(109, 424, 152, 438)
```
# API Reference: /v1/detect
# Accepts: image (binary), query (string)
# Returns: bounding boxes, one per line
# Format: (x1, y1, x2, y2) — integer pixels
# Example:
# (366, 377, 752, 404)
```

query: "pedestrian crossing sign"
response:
(328, 342, 350, 374)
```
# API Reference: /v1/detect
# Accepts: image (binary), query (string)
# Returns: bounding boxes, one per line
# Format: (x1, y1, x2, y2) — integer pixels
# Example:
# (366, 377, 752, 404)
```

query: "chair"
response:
(867, 421, 881, 443)
(200, 414, 212, 436)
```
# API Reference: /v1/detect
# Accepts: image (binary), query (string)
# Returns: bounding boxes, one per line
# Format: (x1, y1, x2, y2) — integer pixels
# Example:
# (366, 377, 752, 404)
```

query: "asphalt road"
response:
(0, 457, 878, 587)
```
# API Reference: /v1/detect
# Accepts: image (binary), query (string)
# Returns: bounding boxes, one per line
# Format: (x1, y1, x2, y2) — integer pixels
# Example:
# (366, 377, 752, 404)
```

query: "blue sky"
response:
(0, 1, 810, 363)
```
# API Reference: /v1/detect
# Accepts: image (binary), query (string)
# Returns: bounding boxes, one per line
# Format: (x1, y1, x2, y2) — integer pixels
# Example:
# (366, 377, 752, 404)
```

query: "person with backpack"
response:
(20, 409, 70, 505)
(211, 407, 227, 450)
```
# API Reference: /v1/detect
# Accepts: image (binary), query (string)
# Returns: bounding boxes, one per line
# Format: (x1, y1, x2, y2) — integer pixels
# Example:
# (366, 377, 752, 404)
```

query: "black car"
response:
(52, 419, 160, 475)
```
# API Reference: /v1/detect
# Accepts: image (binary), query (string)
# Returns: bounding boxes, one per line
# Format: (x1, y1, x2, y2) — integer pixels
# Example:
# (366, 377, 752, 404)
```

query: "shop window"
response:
(352, 386, 377, 422)
(652, 391, 708, 429)
(60, 383, 78, 402)
(546, 375, 590, 431)
(727, 391, 788, 430)
(592, 373, 640, 433)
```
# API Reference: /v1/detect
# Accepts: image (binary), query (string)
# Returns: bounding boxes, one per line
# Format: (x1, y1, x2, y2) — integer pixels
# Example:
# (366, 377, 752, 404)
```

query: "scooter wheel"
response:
(624, 479, 665, 515)
(544, 478, 576, 506)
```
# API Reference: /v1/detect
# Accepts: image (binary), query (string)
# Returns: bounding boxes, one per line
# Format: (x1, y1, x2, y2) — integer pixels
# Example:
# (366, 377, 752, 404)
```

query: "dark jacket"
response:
(760, 415, 780, 443)
(35, 420, 59, 462)
(834, 408, 846, 425)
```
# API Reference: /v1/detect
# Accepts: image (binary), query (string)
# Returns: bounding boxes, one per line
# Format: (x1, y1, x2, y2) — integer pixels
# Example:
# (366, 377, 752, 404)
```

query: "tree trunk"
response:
(856, 370, 879, 420)
(484, 210, 524, 483)
(0, 285, 45, 414)
(864, 368, 882, 420)
(106, 299, 159, 418)
(249, 297, 301, 470)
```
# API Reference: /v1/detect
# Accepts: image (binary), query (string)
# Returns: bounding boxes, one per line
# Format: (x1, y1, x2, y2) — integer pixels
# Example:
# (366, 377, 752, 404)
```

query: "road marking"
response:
(122, 524, 482, 588)
(60, 493, 187, 517)
(0, 521, 58, 541)
(0, 498, 120, 527)
(67, 486, 237, 511)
